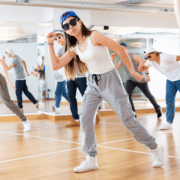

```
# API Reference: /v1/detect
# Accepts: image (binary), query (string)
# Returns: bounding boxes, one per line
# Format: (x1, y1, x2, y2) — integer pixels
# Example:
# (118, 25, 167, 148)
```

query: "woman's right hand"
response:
(46, 31, 56, 44)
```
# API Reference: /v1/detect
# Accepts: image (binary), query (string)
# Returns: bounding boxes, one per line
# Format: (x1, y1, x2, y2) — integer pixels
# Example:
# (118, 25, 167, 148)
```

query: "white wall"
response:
(0, 43, 38, 101)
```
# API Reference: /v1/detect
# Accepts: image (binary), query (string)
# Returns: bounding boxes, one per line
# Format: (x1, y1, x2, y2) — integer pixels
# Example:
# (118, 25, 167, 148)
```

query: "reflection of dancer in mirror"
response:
(46, 11, 163, 172)
(3, 48, 38, 113)
(31, 49, 46, 107)
(51, 33, 70, 114)
(111, 42, 162, 119)
(54, 32, 100, 126)
(138, 46, 180, 130)
(0, 53, 31, 132)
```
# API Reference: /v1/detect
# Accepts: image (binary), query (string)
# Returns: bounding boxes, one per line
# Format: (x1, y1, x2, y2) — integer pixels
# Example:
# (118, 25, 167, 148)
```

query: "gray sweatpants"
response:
(0, 74, 26, 122)
(80, 68, 156, 157)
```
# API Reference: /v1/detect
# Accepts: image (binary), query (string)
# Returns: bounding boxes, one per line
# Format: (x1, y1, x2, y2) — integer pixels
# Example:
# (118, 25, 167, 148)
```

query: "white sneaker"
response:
(23, 119, 31, 132)
(151, 144, 164, 167)
(55, 107, 60, 114)
(74, 155, 99, 173)
(159, 122, 172, 130)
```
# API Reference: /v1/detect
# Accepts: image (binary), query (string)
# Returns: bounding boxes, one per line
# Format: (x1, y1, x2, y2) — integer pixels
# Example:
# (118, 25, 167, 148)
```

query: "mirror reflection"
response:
(0, 22, 180, 117)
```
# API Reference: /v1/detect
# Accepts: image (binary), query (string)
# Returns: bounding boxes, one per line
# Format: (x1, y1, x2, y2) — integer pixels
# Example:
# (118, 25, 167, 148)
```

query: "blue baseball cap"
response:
(120, 42, 127, 47)
(60, 11, 79, 26)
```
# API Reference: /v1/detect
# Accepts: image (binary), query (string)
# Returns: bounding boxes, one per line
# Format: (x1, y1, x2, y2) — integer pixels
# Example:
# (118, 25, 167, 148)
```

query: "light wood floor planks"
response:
(1, 112, 180, 180)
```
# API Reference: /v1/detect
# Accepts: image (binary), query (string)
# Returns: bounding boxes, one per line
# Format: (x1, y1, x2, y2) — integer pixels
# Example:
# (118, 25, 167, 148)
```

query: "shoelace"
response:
(92, 74, 101, 86)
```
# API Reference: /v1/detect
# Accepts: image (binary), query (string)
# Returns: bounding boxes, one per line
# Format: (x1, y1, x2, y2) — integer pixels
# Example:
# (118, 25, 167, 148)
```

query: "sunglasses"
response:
(55, 36, 62, 41)
(62, 18, 78, 31)
(145, 52, 154, 60)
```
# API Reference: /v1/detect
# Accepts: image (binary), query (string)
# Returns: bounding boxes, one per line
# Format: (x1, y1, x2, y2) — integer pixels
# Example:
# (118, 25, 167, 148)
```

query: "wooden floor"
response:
(1, 111, 180, 180)
(1, 99, 180, 115)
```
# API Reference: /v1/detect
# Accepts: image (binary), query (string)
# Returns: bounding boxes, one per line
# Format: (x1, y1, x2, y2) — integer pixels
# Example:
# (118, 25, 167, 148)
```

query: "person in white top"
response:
(138, 46, 180, 130)
(46, 11, 164, 173)
(31, 49, 46, 106)
(0, 53, 31, 132)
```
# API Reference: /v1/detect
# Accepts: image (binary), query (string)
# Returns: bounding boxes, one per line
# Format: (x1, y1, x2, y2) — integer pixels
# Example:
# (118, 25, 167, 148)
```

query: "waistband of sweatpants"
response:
(87, 68, 116, 77)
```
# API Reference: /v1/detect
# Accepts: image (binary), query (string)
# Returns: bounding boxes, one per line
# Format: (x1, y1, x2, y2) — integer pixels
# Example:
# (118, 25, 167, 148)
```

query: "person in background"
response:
(3, 48, 38, 113)
(54, 32, 100, 126)
(52, 68, 70, 114)
(138, 46, 180, 130)
(31, 49, 46, 107)
(111, 42, 162, 119)
(0, 53, 31, 132)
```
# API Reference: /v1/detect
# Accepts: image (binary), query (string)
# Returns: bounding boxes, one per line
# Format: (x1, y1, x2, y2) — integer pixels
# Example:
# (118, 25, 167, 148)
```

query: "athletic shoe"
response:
(156, 107, 162, 118)
(95, 109, 101, 124)
(151, 144, 164, 167)
(55, 107, 60, 114)
(74, 155, 99, 173)
(66, 120, 80, 127)
(159, 122, 172, 130)
(23, 119, 31, 132)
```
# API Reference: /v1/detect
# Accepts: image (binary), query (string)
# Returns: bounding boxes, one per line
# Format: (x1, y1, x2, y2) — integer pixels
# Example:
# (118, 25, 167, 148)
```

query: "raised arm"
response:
(0, 59, 16, 89)
(21, 59, 30, 76)
(91, 31, 143, 82)
(2, 56, 15, 70)
(46, 31, 76, 70)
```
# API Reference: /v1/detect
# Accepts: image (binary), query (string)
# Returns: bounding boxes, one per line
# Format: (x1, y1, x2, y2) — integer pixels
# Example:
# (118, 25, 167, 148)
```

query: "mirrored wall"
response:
(0, 21, 180, 116)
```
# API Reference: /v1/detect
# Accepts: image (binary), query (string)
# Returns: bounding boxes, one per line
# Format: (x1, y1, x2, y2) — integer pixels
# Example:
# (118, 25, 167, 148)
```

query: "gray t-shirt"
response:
(12, 56, 26, 80)
(121, 53, 146, 83)
(57, 47, 86, 78)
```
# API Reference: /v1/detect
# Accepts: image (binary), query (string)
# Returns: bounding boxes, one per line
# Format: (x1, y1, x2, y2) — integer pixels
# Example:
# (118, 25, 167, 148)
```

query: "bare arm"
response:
(21, 59, 30, 76)
(0, 59, 16, 89)
(2, 56, 15, 70)
(91, 31, 143, 82)
(31, 71, 38, 78)
(176, 55, 180, 61)
(133, 54, 149, 72)
(46, 31, 76, 70)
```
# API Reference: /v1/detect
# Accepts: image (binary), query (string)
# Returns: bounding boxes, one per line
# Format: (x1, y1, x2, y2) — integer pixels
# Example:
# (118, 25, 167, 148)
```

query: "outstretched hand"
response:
(7, 81, 16, 90)
(46, 31, 56, 44)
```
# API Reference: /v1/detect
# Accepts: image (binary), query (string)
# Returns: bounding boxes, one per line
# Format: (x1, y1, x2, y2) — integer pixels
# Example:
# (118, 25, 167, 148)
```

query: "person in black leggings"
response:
(111, 43, 162, 118)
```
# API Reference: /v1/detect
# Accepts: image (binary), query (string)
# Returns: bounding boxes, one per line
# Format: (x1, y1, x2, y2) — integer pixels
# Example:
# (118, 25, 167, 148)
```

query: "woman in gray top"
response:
(111, 43, 162, 118)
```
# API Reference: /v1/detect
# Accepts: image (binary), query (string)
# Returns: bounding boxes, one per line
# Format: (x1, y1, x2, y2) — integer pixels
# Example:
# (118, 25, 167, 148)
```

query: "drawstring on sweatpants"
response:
(92, 74, 101, 86)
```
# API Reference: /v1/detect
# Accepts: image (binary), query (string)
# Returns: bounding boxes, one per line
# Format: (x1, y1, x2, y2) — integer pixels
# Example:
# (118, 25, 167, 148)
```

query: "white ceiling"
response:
(0, 0, 178, 42)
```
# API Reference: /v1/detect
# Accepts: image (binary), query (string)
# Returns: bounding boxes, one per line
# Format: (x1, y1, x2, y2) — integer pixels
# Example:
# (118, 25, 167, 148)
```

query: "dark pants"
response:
(67, 77, 87, 119)
(125, 80, 160, 112)
(0, 74, 26, 121)
(55, 80, 69, 108)
(16, 80, 37, 109)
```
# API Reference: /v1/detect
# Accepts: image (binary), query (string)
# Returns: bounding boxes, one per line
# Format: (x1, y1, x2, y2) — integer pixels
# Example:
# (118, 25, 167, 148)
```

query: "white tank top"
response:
(75, 36, 115, 74)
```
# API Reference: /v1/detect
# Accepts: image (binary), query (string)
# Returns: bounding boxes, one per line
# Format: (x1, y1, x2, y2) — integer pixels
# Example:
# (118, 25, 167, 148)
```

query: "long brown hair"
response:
(62, 14, 92, 80)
